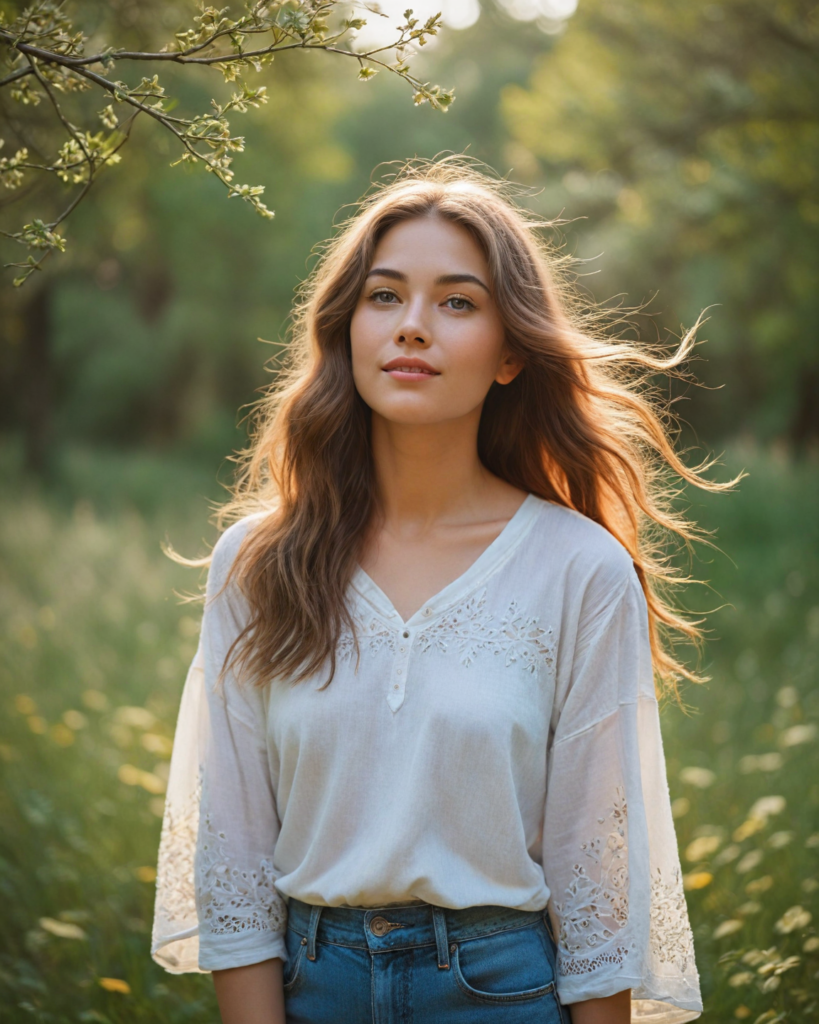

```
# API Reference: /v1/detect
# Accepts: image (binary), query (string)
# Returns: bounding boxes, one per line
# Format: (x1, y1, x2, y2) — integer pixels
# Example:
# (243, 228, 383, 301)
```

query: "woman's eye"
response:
(445, 295, 475, 311)
(371, 289, 399, 303)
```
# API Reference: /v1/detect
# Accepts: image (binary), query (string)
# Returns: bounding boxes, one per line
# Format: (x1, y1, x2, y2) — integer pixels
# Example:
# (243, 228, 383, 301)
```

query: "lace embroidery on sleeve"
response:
(559, 946, 632, 976)
(650, 866, 696, 973)
(553, 786, 631, 976)
(196, 813, 287, 936)
(153, 770, 202, 932)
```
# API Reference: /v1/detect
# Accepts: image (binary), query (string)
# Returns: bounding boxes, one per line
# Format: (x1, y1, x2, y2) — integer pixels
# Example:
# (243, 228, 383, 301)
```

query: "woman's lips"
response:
(382, 358, 440, 381)
(384, 370, 442, 382)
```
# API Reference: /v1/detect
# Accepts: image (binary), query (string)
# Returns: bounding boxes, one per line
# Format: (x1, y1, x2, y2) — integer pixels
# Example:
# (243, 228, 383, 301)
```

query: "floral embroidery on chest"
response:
(339, 587, 555, 674)
(337, 616, 396, 660)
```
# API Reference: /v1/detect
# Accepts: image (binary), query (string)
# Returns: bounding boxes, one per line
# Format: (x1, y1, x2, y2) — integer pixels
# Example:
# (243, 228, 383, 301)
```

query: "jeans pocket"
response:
(282, 926, 306, 991)
(450, 920, 556, 1004)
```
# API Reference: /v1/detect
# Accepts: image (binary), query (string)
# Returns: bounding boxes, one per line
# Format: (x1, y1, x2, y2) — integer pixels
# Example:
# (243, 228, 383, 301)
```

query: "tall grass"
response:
(0, 441, 816, 1023)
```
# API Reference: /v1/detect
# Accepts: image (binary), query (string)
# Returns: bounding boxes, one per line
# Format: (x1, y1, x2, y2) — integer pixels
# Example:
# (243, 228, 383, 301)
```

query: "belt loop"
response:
(432, 906, 450, 969)
(306, 904, 323, 961)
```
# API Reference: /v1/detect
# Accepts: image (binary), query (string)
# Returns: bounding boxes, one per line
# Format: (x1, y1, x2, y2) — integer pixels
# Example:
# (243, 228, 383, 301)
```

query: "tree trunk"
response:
(21, 280, 53, 476)
(790, 364, 819, 452)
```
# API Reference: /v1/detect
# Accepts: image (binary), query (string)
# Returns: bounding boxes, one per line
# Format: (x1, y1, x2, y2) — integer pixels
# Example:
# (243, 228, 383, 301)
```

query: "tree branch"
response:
(24, 53, 93, 167)
(0, 66, 33, 88)
(0, 1, 453, 285)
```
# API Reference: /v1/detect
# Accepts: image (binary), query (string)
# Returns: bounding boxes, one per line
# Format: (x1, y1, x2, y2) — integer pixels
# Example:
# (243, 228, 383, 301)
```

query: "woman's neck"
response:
(361, 409, 529, 619)
(369, 409, 506, 533)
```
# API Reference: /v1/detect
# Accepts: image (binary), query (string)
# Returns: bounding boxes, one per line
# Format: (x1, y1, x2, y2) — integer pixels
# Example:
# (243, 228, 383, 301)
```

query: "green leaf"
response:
(98, 105, 118, 130)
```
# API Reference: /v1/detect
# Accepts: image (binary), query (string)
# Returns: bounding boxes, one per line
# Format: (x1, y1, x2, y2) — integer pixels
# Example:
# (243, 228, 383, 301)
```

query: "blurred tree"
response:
(0, 0, 453, 286)
(503, 0, 819, 446)
(0, 0, 454, 472)
(0, 51, 371, 471)
(6, 0, 812, 478)
(1, 1, 561, 475)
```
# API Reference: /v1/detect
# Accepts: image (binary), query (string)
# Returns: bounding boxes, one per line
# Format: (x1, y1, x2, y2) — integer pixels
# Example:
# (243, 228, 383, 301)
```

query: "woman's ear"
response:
(494, 351, 525, 386)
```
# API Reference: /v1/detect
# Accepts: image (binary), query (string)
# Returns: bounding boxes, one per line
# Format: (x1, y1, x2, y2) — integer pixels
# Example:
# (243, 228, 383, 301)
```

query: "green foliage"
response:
(0, 2, 813, 474)
(1, 10, 815, 1014)
(0, 0, 454, 283)
(0, 443, 817, 1020)
(501, 0, 819, 443)
(0, 137, 28, 186)
(0, 454, 219, 1020)
(667, 447, 819, 1021)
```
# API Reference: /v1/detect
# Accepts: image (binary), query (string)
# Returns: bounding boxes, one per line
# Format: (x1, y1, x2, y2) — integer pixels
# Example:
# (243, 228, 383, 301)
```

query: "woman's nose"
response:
(394, 298, 430, 346)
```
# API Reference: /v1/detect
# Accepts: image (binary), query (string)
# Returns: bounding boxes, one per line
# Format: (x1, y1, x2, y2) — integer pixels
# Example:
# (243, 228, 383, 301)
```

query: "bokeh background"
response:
(1, 1, 817, 1021)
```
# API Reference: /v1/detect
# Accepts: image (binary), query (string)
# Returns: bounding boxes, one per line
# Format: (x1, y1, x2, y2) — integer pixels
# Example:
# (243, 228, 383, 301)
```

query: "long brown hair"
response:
(205, 156, 735, 697)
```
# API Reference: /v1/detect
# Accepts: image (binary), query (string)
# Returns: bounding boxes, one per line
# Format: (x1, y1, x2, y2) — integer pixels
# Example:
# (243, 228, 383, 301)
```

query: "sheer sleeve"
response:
(544, 570, 702, 1023)
(150, 519, 288, 974)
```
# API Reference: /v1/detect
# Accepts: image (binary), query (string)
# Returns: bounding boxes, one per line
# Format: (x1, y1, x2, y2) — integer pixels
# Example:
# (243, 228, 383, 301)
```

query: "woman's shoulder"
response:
(208, 510, 275, 590)
(526, 496, 636, 593)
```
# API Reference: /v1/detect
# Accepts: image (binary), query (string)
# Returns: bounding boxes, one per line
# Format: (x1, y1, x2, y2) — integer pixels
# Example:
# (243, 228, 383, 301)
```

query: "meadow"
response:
(1, 441, 817, 1023)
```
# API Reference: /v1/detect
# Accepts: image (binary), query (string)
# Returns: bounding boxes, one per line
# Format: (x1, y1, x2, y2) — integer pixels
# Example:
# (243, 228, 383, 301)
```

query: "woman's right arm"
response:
(151, 519, 289, 992)
(212, 958, 286, 1024)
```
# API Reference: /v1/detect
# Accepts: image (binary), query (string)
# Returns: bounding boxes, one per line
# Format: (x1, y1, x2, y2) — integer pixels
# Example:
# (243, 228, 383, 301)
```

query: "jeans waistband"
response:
(286, 897, 548, 969)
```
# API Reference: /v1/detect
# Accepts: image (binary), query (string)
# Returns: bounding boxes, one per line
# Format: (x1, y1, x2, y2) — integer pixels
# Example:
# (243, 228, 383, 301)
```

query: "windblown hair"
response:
(204, 156, 733, 698)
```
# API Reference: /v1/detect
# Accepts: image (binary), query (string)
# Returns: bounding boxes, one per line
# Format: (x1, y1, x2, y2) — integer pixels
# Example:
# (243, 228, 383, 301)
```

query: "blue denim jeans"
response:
(283, 897, 571, 1023)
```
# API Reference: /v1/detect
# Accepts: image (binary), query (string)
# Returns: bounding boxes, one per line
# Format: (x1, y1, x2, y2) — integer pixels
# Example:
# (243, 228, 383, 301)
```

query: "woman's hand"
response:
(212, 957, 285, 1024)
(568, 988, 632, 1023)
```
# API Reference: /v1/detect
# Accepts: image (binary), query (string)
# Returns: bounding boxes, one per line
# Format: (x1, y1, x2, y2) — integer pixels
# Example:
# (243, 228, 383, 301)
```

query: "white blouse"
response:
(151, 494, 702, 1022)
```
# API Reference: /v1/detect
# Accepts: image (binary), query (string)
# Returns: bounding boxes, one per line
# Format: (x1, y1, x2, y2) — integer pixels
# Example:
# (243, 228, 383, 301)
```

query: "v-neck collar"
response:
(350, 493, 544, 629)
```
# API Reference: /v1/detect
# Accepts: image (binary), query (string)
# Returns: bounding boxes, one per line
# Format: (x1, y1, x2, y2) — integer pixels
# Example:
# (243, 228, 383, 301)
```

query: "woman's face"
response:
(349, 215, 522, 427)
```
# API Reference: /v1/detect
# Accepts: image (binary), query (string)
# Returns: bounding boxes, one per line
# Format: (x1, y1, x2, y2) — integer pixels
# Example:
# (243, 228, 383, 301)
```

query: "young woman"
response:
(151, 158, 720, 1024)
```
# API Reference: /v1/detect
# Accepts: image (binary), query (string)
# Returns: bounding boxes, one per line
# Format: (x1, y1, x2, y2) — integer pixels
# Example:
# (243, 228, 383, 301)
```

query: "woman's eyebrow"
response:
(366, 268, 490, 294)
(436, 273, 490, 294)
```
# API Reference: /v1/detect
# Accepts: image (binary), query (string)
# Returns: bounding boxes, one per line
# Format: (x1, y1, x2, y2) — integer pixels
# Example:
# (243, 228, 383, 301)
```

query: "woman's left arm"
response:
(542, 568, 702, 1022)
(570, 989, 632, 1024)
